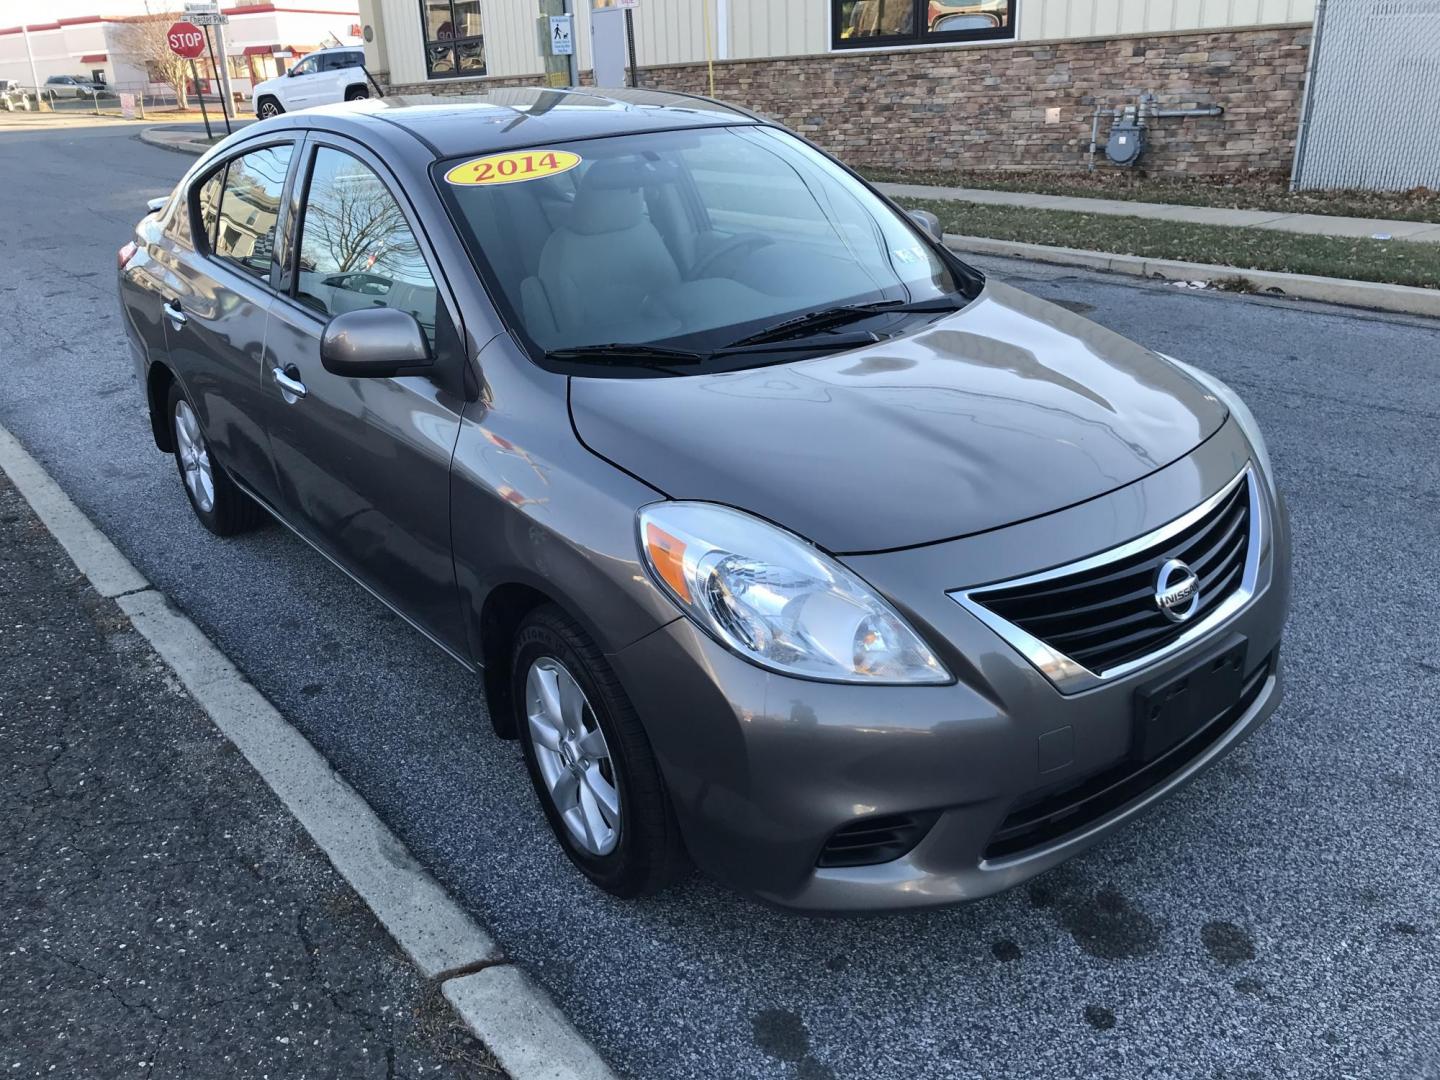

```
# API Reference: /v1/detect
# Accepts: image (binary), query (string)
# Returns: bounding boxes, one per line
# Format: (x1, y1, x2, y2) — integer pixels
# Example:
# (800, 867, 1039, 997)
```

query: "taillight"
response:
(118, 241, 138, 270)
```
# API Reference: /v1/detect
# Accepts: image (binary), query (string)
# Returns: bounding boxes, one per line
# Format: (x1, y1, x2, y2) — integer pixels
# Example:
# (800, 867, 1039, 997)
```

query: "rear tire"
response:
(166, 382, 264, 537)
(511, 605, 688, 898)
(344, 85, 369, 102)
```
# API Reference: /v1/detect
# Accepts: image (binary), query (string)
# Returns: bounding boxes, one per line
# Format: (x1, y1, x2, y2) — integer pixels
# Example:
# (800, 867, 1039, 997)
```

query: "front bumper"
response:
(609, 419, 1292, 912)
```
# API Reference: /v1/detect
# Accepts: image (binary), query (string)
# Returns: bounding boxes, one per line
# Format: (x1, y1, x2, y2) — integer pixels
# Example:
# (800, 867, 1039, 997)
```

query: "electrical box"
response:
(1106, 117, 1146, 167)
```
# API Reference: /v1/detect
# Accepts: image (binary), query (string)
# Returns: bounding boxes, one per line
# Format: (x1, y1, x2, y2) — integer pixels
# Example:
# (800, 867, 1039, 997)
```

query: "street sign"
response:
(183, 1, 218, 13)
(188, 12, 229, 26)
(549, 15, 574, 56)
(615, 0, 639, 8)
(166, 21, 207, 59)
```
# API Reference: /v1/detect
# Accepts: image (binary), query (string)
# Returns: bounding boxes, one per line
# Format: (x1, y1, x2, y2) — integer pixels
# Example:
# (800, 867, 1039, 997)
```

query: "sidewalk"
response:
(872, 181, 1440, 245)
(0, 470, 501, 1078)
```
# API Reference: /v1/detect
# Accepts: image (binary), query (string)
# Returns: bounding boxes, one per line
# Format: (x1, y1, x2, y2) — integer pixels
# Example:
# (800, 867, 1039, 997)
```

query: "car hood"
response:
(569, 280, 1228, 553)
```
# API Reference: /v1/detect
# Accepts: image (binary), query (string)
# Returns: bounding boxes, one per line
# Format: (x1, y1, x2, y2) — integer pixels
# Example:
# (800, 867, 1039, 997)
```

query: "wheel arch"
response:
(477, 581, 558, 740)
(146, 361, 177, 453)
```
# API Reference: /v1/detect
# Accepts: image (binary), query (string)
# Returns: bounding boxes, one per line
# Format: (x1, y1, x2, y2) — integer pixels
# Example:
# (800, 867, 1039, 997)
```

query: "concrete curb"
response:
(138, 126, 215, 155)
(0, 421, 618, 1080)
(945, 233, 1440, 319)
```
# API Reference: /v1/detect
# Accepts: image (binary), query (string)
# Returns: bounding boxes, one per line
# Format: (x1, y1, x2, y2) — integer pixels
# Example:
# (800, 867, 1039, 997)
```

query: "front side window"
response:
(213, 144, 293, 278)
(295, 147, 442, 349)
(833, 0, 1015, 48)
(422, 0, 485, 78)
(289, 55, 319, 77)
(437, 124, 975, 374)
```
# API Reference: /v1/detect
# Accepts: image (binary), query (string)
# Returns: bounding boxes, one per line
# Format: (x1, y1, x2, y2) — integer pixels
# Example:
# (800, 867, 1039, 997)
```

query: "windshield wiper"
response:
(724, 296, 965, 350)
(544, 343, 706, 367)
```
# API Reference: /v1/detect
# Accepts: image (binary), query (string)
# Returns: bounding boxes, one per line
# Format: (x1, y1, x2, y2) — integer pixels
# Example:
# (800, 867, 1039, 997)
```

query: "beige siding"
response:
(376, 0, 426, 84)
(1024, 0, 1315, 39)
(728, 0, 828, 59)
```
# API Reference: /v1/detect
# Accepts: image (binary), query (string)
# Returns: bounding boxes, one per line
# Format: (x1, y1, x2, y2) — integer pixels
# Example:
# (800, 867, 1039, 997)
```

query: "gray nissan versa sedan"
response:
(117, 88, 1290, 912)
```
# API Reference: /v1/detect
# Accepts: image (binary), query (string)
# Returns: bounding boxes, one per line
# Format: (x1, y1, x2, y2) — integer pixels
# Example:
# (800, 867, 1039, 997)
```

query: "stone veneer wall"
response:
(381, 23, 1312, 177)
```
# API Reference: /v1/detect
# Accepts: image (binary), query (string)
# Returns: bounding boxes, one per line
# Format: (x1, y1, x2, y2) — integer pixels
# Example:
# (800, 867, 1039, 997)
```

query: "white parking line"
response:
(0, 419, 618, 1080)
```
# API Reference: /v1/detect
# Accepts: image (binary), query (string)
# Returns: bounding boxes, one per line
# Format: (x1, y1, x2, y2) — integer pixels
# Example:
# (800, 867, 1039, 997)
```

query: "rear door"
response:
(157, 138, 299, 507)
(257, 135, 469, 655)
(319, 50, 364, 99)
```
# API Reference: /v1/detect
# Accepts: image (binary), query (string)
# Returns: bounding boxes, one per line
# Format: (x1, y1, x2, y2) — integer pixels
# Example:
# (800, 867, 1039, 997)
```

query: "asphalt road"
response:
(0, 473, 497, 1078)
(2, 118, 1438, 1080)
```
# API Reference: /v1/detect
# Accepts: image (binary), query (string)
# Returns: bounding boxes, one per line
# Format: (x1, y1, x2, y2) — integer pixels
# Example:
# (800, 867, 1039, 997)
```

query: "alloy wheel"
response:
(525, 657, 621, 856)
(258, 101, 279, 118)
(173, 399, 215, 513)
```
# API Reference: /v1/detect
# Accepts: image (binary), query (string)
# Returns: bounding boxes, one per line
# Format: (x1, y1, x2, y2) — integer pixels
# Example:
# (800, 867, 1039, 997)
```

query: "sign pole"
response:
(202, 24, 232, 136)
(190, 58, 213, 139)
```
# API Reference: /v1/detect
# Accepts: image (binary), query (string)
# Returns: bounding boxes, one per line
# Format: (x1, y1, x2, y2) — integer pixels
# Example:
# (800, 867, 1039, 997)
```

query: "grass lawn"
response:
(897, 197, 1440, 290)
(869, 167, 1440, 224)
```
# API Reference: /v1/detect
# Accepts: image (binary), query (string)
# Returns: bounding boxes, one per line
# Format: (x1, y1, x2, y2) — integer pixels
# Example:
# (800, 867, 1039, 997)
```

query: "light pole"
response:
(21, 21, 43, 107)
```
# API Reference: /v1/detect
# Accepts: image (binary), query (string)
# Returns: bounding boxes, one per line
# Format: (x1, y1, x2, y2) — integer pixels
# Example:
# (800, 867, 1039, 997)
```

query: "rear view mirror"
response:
(908, 209, 945, 244)
(320, 308, 431, 378)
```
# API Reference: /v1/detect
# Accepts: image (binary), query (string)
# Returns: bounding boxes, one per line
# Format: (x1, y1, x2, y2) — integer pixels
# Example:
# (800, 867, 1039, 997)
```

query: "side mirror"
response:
(908, 209, 945, 244)
(320, 308, 431, 378)
(147, 196, 168, 214)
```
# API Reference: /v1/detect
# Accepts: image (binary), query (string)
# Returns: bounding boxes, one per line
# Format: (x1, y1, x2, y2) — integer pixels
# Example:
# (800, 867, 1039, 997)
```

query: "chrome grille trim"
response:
(948, 465, 1265, 695)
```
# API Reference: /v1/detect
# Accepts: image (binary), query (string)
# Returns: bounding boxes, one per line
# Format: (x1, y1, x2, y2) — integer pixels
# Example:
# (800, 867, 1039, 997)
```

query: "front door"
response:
(160, 140, 297, 506)
(258, 137, 468, 654)
(282, 54, 325, 109)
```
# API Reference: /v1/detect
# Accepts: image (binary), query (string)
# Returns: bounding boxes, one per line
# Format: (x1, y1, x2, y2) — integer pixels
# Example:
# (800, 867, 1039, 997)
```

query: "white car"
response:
(251, 46, 370, 119)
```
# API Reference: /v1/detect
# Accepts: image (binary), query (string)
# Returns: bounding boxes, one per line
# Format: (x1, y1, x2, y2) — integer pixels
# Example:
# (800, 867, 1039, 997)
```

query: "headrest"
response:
(568, 158, 668, 236)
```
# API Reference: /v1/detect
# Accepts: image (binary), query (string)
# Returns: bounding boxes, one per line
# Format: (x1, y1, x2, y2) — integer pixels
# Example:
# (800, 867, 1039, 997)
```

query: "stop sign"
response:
(166, 21, 207, 59)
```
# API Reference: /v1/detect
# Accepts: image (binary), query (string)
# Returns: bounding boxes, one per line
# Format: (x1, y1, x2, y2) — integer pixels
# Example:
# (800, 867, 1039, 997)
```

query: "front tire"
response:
(256, 96, 283, 119)
(511, 605, 687, 898)
(167, 383, 264, 537)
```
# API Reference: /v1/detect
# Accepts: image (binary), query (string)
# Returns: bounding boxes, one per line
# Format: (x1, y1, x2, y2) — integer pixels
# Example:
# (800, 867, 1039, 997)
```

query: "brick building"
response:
(355, 0, 1317, 177)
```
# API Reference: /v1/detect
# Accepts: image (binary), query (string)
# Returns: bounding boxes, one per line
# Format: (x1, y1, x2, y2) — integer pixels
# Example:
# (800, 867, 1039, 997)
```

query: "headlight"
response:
(638, 502, 950, 684)
(1162, 354, 1276, 492)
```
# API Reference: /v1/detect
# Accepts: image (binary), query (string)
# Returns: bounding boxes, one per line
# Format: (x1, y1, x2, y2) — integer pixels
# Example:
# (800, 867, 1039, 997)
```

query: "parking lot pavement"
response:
(0, 471, 500, 1077)
(2, 119, 1440, 1080)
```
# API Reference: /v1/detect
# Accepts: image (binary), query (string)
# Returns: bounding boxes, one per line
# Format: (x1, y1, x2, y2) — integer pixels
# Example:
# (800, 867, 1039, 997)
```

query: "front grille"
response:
(970, 473, 1253, 676)
(983, 649, 1276, 861)
(816, 812, 938, 868)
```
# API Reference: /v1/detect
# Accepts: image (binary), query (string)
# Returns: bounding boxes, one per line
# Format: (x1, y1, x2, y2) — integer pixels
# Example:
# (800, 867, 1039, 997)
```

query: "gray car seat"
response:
(526, 159, 682, 342)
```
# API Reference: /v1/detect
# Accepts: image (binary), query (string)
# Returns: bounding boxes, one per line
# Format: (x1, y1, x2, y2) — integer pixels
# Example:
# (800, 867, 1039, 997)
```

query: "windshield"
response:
(436, 124, 976, 372)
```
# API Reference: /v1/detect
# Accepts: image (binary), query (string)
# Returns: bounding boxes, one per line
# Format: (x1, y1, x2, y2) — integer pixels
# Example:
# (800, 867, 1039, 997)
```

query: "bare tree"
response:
(113, 13, 191, 107)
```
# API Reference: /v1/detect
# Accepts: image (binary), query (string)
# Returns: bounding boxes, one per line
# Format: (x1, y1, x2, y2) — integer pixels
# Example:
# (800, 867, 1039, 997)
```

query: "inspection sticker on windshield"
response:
(444, 150, 582, 186)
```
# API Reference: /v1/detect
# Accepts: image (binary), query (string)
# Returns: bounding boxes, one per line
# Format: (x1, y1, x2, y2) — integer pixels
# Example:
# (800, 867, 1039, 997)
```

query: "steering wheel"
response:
(689, 234, 774, 280)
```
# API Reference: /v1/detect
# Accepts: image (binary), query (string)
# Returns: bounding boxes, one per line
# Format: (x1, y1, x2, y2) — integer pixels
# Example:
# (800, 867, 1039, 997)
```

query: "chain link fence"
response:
(0, 80, 240, 120)
(1292, 0, 1440, 191)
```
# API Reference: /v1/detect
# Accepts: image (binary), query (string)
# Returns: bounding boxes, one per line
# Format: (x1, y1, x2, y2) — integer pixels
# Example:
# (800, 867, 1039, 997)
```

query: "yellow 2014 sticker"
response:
(444, 150, 582, 186)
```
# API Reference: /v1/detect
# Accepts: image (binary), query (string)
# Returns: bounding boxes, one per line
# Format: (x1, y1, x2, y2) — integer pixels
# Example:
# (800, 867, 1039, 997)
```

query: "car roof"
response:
(288, 87, 762, 159)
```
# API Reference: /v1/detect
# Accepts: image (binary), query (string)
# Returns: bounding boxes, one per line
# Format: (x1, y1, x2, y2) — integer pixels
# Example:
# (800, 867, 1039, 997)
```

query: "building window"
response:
(832, 0, 1015, 49)
(421, 0, 486, 78)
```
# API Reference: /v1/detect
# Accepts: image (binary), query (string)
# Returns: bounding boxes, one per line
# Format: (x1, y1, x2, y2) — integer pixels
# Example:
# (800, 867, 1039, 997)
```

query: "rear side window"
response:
(323, 51, 364, 71)
(213, 145, 293, 279)
(295, 147, 442, 349)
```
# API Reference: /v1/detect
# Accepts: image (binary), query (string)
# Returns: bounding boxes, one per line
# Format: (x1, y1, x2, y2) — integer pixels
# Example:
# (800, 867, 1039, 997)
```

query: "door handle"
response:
(164, 299, 187, 327)
(272, 365, 307, 402)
